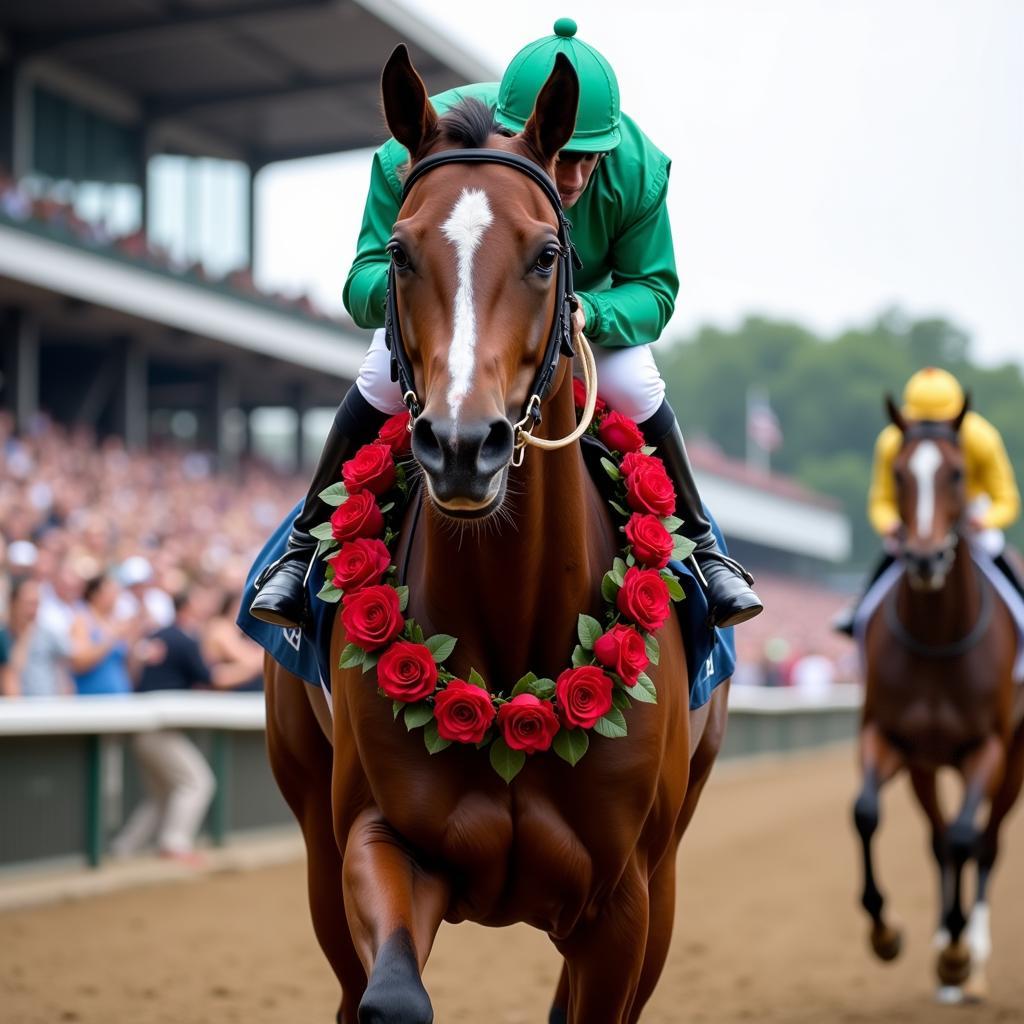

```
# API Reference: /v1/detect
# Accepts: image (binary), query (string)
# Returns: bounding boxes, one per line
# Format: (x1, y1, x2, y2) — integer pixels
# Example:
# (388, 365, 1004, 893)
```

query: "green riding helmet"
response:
(496, 17, 621, 153)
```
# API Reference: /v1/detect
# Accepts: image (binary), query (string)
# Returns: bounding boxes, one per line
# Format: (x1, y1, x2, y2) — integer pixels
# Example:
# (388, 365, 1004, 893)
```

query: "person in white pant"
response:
(112, 588, 216, 864)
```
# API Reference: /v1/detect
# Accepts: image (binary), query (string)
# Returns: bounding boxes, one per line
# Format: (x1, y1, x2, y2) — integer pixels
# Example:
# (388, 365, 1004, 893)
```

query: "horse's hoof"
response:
(358, 931, 433, 1024)
(936, 941, 971, 987)
(935, 985, 965, 1005)
(962, 969, 989, 1004)
(870, 922, 903, 962)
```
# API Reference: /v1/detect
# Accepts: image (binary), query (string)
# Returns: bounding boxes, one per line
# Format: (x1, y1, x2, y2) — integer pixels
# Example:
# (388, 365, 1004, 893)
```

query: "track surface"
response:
(3, 746, 1023, 1023)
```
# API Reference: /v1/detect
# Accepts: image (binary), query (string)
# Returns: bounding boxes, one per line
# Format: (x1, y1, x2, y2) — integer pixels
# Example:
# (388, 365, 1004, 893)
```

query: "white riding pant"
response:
(969, 497, 1005, 556)
(355, 328, 667, 425)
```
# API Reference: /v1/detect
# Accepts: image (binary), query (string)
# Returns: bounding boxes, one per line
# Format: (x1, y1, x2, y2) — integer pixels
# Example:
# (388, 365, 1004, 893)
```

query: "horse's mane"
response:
(437, 98, 511, 148)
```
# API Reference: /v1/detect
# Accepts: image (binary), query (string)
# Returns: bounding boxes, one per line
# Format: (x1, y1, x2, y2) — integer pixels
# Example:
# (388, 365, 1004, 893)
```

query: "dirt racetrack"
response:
(3, 745, 1023, 1024)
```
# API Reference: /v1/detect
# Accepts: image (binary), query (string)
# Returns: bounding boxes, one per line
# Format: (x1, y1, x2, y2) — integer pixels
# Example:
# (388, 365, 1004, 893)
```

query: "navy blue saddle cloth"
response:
(239, 451, 736, 711)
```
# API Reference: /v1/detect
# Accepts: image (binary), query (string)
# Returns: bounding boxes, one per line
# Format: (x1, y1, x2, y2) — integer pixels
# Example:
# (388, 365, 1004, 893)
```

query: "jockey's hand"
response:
(572, 304, 586, 339)
(968, 514, 987, 533)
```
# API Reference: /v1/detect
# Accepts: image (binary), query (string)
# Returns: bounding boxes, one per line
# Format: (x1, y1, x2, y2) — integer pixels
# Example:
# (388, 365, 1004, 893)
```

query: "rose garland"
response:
(311, 384, 693, 782)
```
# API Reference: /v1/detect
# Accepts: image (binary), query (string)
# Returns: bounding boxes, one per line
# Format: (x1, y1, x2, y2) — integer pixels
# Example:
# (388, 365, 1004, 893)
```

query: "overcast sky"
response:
(256, 0, 1023, 366)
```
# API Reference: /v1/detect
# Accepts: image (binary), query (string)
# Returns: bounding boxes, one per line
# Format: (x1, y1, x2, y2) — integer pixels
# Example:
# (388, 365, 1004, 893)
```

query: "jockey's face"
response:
(554, 151, 604, 208)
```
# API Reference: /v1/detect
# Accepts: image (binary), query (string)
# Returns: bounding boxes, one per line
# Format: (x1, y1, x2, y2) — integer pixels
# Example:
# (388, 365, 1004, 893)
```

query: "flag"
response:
(746, 390, 783, 454)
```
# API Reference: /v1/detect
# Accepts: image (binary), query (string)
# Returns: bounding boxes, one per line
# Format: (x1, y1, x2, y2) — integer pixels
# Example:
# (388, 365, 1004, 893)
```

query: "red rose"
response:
(598, 410, 645, 454)
(433, 680, 495, 743)
(328, 538, 390, 593)
(572, 376, 606, 417)
(621, 452, 676, 517)
(330, 492, 384, 542)
(375, 641, 437, 702)
(378, 412, 412, 456)
(340, 584, 404, 650)
(593, 624, 649, 687)
(555, 666, 614, 729)
(496, 693, 559, 754)
(617, 566, 671, 633)
(342, 441, 396, 496)
(625, 513, 674, 569)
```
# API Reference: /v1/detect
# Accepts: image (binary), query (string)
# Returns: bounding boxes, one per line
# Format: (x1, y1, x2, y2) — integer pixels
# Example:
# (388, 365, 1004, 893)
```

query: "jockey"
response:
(251, 18, 763, 631)
(835, 366, 1023, 635)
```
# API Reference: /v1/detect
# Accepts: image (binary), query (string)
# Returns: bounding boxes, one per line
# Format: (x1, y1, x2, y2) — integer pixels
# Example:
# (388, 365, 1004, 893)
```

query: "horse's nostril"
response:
(412, 417, 445, 473)
(478, 419, 513, 473)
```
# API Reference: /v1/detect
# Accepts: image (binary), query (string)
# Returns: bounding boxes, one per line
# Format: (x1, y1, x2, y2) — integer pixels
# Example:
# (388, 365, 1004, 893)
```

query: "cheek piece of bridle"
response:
(383, 148, 582, 462)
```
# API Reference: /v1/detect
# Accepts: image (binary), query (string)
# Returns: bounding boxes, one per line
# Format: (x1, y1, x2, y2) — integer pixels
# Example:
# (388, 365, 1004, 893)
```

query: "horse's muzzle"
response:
(412, 414, 514, 516)
(902, 540, 956, 591)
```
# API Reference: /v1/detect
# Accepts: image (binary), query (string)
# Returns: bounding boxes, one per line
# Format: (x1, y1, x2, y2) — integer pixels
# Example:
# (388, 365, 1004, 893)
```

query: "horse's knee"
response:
(947, 819, 978, 865)
(853, 791, 879, 838)
(358, 929, 432, 1024)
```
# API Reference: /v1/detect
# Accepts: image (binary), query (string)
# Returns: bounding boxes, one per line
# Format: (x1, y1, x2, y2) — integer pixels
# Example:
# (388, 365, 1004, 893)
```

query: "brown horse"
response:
(855, 396, 1024, 1000)
(264, 47, 729, 1024)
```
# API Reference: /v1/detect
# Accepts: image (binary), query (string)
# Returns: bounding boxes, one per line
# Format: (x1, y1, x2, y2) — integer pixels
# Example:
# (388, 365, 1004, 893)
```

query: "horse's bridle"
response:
(895, 420, 965, 581)
(383, 147, 589, 464)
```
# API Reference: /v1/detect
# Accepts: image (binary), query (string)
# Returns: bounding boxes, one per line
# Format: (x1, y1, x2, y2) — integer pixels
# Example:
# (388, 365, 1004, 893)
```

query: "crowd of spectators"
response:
(0, 167, 335, 323)
(0, 411, 302, 700)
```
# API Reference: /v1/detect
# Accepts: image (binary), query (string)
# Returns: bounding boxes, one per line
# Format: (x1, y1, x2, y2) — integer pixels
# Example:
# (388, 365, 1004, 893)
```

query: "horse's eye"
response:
(388, 242, 411, 272)
(532, 246, 559, 276)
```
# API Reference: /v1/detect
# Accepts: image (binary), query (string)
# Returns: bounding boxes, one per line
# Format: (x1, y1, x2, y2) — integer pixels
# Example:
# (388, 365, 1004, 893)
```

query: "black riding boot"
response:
(249, 387, 389, 628)
(640, 402, 763, 629)
(832, 553, 896, 637)
(993, 552, 1024, 599)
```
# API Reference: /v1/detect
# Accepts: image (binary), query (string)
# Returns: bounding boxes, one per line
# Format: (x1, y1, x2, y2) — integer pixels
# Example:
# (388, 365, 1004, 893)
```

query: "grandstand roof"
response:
(1, 0, 498, 165)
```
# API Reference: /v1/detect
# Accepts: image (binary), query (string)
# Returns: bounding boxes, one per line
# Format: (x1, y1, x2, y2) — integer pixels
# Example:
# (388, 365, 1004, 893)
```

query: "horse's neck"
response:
(897, 538, 979, 642)
(408, 393, 614, 688)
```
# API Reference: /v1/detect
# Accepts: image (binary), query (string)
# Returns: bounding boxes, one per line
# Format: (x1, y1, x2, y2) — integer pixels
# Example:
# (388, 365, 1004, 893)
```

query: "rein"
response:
(884, 557, 994, 659)
(383, 147, 598, 463)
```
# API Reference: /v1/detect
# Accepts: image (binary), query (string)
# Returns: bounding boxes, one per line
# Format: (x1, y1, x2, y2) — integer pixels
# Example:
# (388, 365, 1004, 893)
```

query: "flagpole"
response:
(746, 386, 771, 474)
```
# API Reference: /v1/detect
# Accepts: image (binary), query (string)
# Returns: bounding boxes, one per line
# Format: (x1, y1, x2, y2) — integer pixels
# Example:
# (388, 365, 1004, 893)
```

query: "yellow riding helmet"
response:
(901, 367, 965, 421)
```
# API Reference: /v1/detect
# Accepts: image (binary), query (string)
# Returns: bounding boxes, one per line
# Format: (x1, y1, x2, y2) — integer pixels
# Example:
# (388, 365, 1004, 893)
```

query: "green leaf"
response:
(404, 620, 425, 645)
(317, 581, 342, 603)
(601, 572, 620, 603)
(392, 700, 403, 720)
(379, 502, 395, 514)
(404, 702, 434, 731)
(644, 633, 660, 666)
(318, 482, 348, 506)
(423, 719, 451, 754)
(600, 457, 622, 481)
(309, 522, 335, 541)
(489, 737, 526, 783)
(611, 688, 631, 711)
(361, 651, 380, 675)
(510, 671, 538, 697)
(467, 668, 488, 689)
(633, 672, 658, 704)
(613, 556, 628, 579)
(640, 445, 657, 456)
(662, 573, 685, 602)
(425, 633, 457, 663)
(530, 678, 556, 700)
(571, 644, 591, 668)
(577, 614, 603, 651)
(553, 728, 589, 766)
(395, 585, 409, 612)
(339, 643, 366, 669)
(660, 515, 684, 533)
(672, 537, 696, 561)
(315, 538, 338, 558)
(609, 500, 629, 517)
(593, 706, 628, 739)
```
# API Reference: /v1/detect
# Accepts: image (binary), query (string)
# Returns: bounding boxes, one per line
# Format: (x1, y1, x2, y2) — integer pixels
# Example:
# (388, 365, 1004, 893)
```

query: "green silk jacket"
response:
(342, 82, 678, 349)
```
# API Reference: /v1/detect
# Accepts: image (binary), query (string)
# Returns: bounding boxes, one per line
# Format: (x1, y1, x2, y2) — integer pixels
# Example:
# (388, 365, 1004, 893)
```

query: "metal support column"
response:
(4, 308, 40, 434)
(117, 336, 148, 449)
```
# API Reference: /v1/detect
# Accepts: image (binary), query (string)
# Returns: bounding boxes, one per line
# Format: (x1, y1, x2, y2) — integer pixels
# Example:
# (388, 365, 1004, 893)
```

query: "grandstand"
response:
(0, 0, 495, 461)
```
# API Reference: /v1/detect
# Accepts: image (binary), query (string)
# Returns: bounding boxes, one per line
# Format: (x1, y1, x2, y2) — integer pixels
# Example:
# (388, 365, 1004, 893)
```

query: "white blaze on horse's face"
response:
(909, 440, 943, 538)
(441, 187, 493, 420)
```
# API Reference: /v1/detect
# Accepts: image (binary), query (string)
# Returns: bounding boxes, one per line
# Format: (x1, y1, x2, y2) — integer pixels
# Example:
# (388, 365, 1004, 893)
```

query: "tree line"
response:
(657, 310, 1024, 567)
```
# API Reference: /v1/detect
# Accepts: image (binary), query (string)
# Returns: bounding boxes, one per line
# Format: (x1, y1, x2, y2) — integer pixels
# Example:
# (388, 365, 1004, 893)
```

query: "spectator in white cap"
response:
(115, 556, 174, 630)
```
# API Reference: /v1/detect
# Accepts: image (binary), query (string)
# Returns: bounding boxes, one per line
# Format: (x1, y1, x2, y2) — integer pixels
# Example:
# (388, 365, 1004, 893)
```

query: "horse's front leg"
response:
(937, 734, 1005, 990)
(554, 862, 649, 1024)
(341, 808, 450, 1024)
(852, 720, 904, 961)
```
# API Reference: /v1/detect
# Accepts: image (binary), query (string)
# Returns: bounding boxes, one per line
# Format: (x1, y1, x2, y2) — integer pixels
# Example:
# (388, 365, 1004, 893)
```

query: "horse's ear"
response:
(952, 390, 971, 432)
(520, 53, 580, 167)
(381, 44, 439, 158)
(885, 393, 907, 432)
